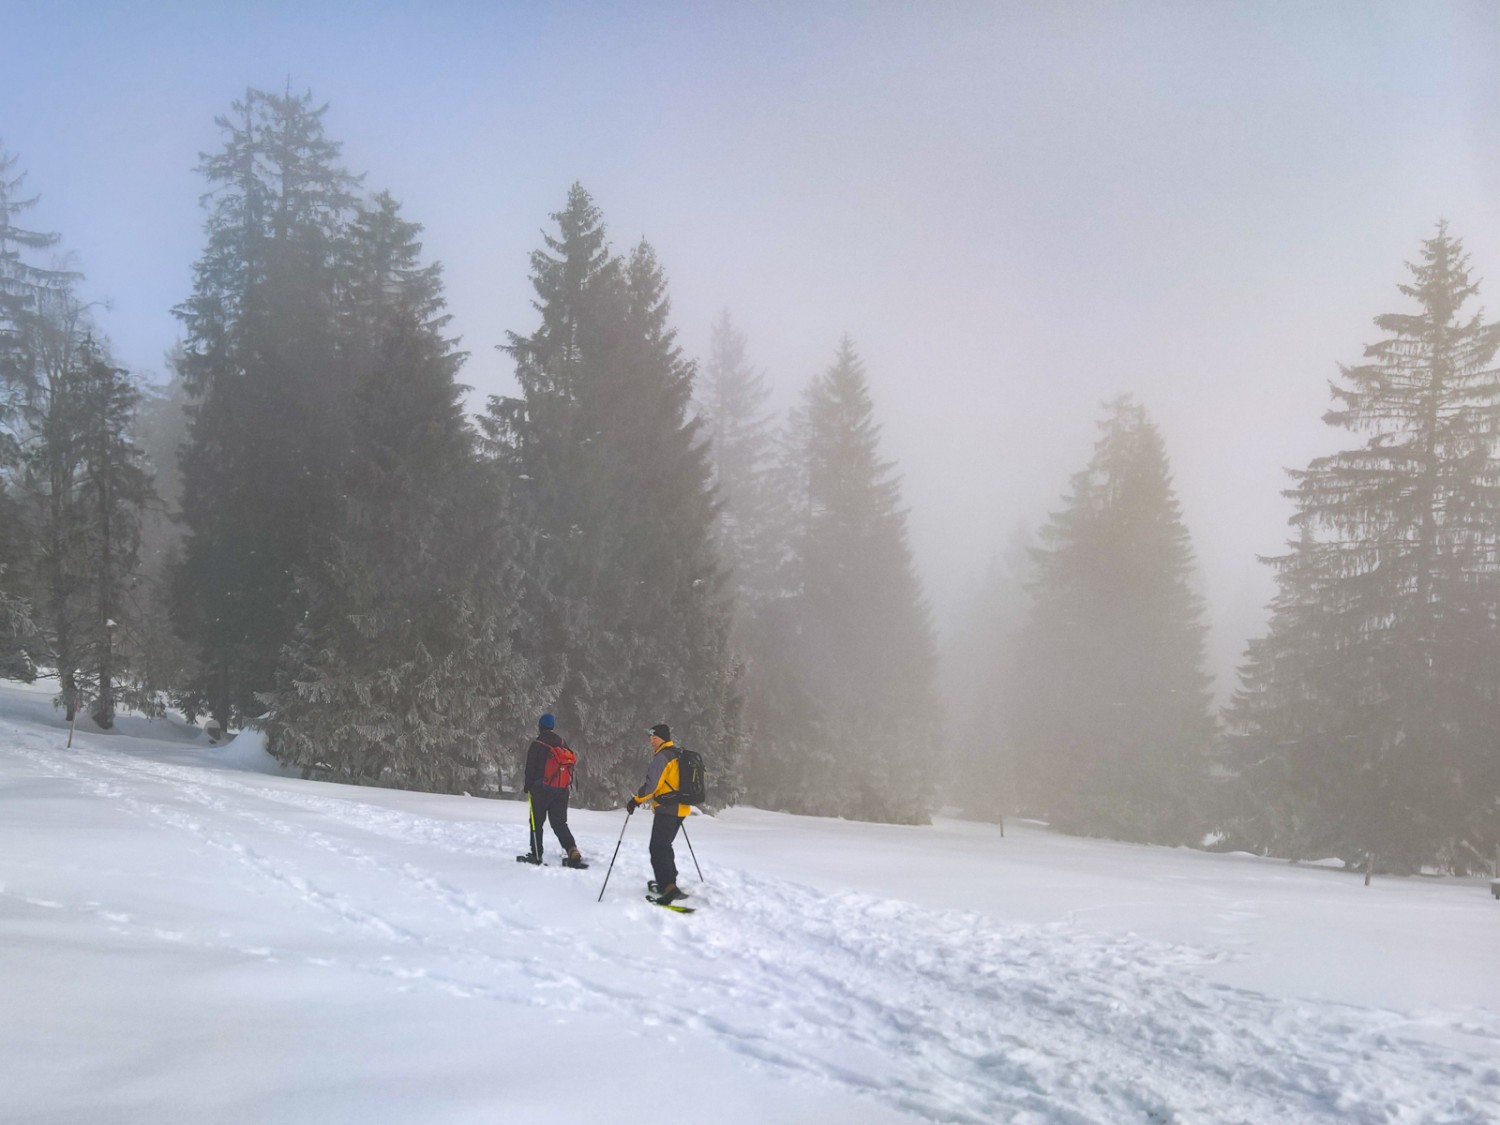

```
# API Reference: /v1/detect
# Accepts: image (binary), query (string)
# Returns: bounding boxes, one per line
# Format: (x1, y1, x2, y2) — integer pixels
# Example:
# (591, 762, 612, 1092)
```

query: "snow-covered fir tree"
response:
(16, 290, 95, 719)
(0, 151, 154, 718)
(483, 186, 739, 805)
(0, 567, 31, 679)
(1010, 396, 1215, 844)
(1227, 224, 1500, 874)
(262, 193, 538, 791)
(761, 336, 936, 823)
(0, 144, 73, 680)
(68, 340, 154, 727)
(172, 88, 359, 729)
(694, 310, 784, 611)
(0, 144, 74, 417)
(12, 292, 153, 725)
(124, 353, 195, 708)
(693, 310, 789, 805)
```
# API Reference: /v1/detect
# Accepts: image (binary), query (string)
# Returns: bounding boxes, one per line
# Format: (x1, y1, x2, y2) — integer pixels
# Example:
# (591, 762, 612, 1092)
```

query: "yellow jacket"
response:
(631, 741, 691, 817)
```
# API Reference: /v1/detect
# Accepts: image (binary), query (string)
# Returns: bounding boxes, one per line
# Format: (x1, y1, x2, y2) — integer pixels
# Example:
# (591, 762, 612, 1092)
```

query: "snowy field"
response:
(2, 679, 1498, 1125)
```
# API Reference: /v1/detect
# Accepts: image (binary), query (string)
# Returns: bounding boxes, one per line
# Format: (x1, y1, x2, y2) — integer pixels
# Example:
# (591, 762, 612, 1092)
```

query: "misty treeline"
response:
(2, 91, 1497, 872)
(948, 222, 1500, 875)
(0, 88, 934, 821)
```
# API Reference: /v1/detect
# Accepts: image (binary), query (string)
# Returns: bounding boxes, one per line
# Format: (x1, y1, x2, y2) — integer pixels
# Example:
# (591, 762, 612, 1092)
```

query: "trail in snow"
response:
(4, 718, 1498, 1125)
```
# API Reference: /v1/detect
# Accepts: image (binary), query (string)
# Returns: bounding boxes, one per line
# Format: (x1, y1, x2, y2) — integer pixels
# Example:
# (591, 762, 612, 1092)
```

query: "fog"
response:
(5, 1, 1497, 693)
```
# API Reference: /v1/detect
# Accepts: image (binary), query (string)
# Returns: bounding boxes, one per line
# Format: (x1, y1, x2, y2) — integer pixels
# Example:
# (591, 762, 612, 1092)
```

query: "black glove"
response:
(623, 798, 636, 814)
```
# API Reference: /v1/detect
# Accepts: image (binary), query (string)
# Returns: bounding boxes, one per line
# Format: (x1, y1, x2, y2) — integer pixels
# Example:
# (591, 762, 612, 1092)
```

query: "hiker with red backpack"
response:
(518, 713, 588, 869)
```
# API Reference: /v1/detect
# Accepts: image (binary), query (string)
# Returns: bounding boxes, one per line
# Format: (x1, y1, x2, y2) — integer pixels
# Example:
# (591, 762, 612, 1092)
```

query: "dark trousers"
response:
(649, 811, 683, 889)
(529, 786, 576, 857)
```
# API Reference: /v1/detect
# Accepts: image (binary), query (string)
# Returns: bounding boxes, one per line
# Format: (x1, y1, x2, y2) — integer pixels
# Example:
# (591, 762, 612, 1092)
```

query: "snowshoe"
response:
(646, 893, 695, 914)
(648, 884, 687, 906)
(515, 853, 543, 865)
(561, 855, 590, 869)
(647, 880, 689, 898)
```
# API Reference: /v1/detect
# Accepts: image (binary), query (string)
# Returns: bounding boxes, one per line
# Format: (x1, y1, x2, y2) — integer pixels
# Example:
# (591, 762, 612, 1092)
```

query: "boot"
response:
(650, 883, 685, 905)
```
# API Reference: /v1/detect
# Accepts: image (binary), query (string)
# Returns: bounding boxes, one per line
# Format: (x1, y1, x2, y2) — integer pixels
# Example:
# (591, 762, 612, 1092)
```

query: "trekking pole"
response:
(680, 819, 704, 882)
(596, 808, 633, 902)
(527, 794, 537, 860)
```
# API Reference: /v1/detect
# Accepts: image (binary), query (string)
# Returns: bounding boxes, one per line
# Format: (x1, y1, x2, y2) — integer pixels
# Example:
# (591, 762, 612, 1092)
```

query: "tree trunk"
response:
(60, 667, 77, 723)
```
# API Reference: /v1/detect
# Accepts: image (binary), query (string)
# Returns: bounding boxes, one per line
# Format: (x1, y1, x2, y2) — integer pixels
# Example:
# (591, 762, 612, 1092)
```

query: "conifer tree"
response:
(126, 357, 194, 706)
(618, 240, 741, 798)
(0, 568, 33, 680)
(1010, 396, 1215, 843)
(21, 292, 92, 717)
(765, 337, 936, 822)
(0, 144, 74, 409)
(1227, 225, 1500, 873)
(0, 144, 73, 678)
(695, 311, 783, 610)
(693, 312, 789, 807)
(173, 89, 358, 728)
(71, 340, 154, 727)
(18, 310, 153, 723)
(484, 186, 738, 804)
(262, 193, 537, 791)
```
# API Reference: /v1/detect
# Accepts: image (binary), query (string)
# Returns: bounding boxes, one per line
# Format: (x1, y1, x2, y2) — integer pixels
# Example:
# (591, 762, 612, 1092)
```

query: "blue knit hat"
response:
(538, 713, 555, 731)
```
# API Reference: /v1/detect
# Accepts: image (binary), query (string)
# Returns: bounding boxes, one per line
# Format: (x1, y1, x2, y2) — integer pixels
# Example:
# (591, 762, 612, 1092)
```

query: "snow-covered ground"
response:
(2, 679, 1497, 1125)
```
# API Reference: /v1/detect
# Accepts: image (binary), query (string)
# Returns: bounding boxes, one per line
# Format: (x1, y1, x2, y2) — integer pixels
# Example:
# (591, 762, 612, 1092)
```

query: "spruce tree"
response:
(693, 311, 789, 808)
(0, 144, 74, 409)
(173, 89, 358, 728)
(71, 340, 154, 727)
(21, 293, 92, 717)
(18, 311, 153, 723)
(262, 193, 537, 791)
(1010, 396, 1215, 844)
(768, 337, 936, 822)
(695, 310, 783, 610)
(126, 356, 194, 707)
(1227, 225, 1500, 873)
(618, 240, 741, 799)
(484, 186, 739, 804)
(0, 568, 33, 680)
(0, 144, 72, 679)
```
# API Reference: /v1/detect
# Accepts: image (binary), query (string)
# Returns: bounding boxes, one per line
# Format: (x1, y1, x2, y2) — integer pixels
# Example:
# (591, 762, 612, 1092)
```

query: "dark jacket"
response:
(524, 730, 570, 793)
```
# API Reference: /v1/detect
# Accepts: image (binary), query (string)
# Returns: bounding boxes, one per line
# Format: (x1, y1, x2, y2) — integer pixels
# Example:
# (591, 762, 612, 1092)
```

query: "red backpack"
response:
(542, 742, 577, 788)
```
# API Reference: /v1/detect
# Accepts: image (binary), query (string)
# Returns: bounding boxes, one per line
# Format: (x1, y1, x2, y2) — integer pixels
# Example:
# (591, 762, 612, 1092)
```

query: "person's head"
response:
(538, 713, 556, 732)
(648, 722, 670, 747)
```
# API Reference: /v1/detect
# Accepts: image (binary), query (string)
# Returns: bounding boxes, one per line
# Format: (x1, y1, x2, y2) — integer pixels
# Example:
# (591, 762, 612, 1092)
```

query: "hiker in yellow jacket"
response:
(625, 723, 690, 905)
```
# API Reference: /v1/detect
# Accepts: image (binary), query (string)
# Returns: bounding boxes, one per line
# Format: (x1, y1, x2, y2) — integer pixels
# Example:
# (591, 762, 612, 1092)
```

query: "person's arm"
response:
(523, 738, 545, 793)
(632, 748, 669, 803)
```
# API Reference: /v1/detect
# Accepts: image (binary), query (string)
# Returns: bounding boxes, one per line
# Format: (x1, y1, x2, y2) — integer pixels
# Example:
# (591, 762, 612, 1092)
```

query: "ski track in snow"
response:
(5, 724, 1499, 1125)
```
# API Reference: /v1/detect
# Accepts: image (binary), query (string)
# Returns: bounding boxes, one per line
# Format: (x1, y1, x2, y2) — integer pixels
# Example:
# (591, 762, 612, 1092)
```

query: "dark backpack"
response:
(672, 746, 706, 805)
(541, 742, 577, 788)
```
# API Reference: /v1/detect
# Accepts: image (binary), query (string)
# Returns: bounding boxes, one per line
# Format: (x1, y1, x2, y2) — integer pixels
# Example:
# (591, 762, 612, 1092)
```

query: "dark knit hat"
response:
(538, 713, 556, 731)
(649, 722, 671, 741)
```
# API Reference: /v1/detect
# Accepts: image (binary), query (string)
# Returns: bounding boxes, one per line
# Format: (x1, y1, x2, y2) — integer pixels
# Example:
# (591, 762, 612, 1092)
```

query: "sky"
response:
(4, 677, 1498, 1122)
(4, 1, 1498, 692)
